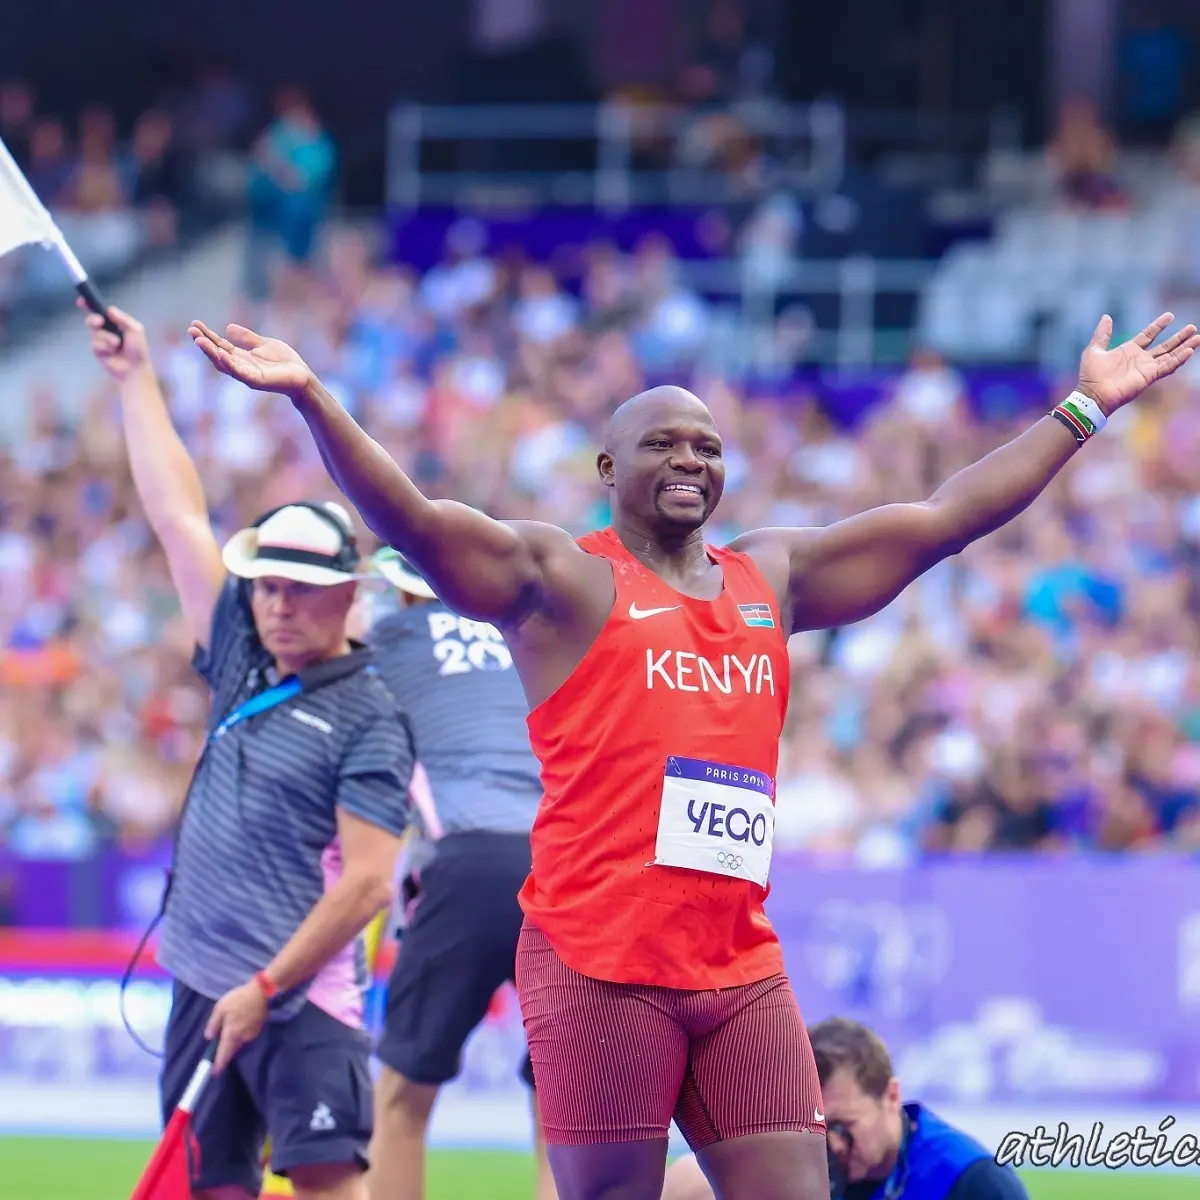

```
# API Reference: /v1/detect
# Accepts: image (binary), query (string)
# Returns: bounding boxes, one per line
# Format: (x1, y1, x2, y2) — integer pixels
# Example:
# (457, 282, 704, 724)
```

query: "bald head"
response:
(597, 385, 724, 535)
(604, 386, 714, 454)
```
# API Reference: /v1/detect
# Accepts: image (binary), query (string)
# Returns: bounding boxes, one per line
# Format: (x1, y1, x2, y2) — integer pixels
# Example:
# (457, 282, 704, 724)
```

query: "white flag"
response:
(0, 135, 54, 261)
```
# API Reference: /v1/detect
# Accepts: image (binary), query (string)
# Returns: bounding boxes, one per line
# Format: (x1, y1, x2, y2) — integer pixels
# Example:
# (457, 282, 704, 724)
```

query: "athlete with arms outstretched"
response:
(189, 311, 1198, 1200)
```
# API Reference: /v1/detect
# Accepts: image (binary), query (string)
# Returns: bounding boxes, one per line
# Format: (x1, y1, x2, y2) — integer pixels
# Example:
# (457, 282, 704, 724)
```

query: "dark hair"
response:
(809, 1017, 894, 1099)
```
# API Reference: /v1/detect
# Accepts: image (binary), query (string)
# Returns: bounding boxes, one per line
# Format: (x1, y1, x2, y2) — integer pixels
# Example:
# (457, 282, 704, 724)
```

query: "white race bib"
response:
(652, 755, 775, 887)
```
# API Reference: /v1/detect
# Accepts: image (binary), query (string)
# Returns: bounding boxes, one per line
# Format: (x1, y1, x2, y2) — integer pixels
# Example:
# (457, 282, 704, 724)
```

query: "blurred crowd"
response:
(0, 69, 337, 335)
(3, 218, 1200, 863)
(0, 69, 243, 330)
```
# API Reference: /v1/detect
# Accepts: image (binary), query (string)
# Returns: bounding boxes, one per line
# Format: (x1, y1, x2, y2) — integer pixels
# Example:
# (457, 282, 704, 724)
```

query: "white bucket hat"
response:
(372, 546, 437, 599)
(222, 502, 366, 586)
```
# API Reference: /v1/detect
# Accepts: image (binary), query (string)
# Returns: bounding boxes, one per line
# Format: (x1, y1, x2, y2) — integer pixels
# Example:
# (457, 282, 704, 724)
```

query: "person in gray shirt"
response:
(366, 547, 555, 1200)
(85, 304, 412, 1200)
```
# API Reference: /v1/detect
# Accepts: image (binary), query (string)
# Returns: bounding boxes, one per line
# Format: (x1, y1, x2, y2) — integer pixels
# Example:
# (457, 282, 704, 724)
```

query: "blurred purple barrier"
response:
(0, 843, 172, 932)
(770, 854, 1200, 1103)
(10, 848, 1199, 1104)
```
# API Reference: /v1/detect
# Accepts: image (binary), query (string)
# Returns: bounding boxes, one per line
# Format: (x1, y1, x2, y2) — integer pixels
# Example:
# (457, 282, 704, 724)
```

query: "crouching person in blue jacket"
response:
(662, 1016, 1029, 1200)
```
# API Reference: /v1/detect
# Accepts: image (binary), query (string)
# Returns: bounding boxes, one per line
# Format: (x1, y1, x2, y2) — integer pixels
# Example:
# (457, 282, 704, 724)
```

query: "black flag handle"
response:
(77, 278, 123, 345)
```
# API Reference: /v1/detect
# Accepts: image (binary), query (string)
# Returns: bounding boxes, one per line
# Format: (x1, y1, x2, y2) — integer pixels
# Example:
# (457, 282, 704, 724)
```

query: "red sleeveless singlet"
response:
(518, 526, 790, 990)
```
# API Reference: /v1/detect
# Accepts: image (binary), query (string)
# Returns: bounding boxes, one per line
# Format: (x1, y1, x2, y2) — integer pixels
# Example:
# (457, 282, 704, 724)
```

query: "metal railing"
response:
(385, 100, 1012, 213)
(656, 255, 935, 370)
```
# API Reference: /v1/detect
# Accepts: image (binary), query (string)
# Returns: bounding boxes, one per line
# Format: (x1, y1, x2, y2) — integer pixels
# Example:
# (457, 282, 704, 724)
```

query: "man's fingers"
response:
(213, 1028, 239, 1075)
(1152, 335, 1200, 378)
(189, 320, 229, 349)
(82, 301, 139, 333)
(204, 1006, 223, 1043)
(226, 324, 265, 350)
(84, 309, 132, 338)
(1151, 324, 1198, 358)
(192, 333, 234, 375)
(1088, 314, 1114, 349)
(1132, 312, 1173, 349)
(103, 305, 136, 332)
(205, 1007, 236, 1075)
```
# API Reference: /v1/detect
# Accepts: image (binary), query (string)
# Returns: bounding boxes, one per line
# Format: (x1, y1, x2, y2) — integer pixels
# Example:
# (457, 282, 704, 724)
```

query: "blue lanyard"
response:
(209, 677, 303, 742)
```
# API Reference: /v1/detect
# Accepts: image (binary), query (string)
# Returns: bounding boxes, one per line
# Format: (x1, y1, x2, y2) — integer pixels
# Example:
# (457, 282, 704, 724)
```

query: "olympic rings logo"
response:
(716, 852, 744, 870)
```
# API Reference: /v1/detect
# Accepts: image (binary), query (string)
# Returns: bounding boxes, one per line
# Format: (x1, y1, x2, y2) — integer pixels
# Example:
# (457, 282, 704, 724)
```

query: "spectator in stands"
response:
(1046, 97, 1130, 212)
(174, 56, 255, 158)
(627, 233, 711, 368)
(889, 348, 967, 428)
(122, 110, 188, 245)
(512, 265, 578, 345)
(1160, 114, 1200, 310)
(1117, 6, 1189, 144)
(69, 105, 128, 213)
(0, 79, 34, 168)
(418, 219, 498, 324)
(24, 116, 74, 207)
(244, 85, 337, 300)
(674, 0, 773, 191)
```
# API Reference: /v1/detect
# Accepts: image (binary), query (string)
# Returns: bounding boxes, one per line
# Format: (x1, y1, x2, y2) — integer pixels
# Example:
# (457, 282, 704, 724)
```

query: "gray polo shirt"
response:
(370, 600, 541, 879)
(157, 580, 414, 1023)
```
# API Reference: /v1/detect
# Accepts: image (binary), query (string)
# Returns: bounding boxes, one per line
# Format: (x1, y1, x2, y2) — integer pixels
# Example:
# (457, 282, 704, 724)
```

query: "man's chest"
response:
(196, 688, 348, 834)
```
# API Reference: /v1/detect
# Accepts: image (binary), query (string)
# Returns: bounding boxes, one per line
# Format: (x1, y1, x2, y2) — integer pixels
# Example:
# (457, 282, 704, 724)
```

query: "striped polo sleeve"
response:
(191, 578, 265, 719)
(336, 705, 415, 837)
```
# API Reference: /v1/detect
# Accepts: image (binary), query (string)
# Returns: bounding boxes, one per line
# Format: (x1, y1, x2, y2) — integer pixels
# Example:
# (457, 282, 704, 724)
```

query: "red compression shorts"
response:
(515, 921, 827, 1149)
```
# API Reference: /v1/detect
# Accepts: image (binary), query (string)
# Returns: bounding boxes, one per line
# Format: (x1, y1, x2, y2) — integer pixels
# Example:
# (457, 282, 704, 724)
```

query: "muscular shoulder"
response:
(726, 527, 821, 625)
(505, 520, 612, 623)
(728, 526, 821, 567)
(504, 519, 586, 564)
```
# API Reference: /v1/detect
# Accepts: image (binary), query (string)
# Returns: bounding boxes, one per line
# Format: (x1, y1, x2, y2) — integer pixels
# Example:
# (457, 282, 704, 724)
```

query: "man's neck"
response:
(273, 638, 353, 679)
(612, 516, 711, 578)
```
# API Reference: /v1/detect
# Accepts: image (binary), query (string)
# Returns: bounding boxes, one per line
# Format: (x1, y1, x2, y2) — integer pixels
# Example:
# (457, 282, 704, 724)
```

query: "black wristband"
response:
(1050, 407, 1087, 445)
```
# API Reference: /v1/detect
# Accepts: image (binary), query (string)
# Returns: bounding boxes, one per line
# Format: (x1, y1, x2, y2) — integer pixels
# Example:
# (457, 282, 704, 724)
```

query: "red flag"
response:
(130, 1046, 214, 1200)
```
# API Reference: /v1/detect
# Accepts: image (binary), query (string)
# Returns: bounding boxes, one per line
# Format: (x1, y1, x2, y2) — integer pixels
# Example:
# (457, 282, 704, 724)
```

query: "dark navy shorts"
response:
(161, 982, 373, 1194)
(377, 830, 535, 1088)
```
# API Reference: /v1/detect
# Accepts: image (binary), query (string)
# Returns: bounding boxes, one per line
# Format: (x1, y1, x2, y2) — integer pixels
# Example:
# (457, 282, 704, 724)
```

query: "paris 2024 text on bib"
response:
(652, 755, 775, 887)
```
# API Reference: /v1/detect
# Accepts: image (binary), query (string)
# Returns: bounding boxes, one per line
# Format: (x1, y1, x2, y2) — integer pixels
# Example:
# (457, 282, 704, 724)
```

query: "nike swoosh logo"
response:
(628, 603, 682, 620)
(814, 1108, 824, 1123)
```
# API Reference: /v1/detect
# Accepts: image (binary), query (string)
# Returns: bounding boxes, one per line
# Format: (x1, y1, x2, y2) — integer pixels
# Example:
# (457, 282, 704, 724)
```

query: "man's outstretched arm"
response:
(734, 313, 1199, 633)
(87, 306, 224, 647)
(188, 320, 562, 624)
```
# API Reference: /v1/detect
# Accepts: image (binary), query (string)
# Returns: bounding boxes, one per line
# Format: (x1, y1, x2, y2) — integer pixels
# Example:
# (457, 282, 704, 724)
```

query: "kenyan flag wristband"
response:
(1051, 389, 1108, 444)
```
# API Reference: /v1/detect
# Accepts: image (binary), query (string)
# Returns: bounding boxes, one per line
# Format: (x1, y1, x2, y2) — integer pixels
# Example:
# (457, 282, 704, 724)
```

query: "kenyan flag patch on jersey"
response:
(738, 603, 775, 628)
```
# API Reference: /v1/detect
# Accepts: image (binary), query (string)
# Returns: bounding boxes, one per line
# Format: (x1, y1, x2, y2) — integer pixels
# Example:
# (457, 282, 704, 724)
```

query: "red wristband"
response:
(254, 970, 278, 999)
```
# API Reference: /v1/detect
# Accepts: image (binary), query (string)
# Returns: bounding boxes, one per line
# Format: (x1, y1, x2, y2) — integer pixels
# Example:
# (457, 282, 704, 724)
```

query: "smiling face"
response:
(598, 386, 725, 537)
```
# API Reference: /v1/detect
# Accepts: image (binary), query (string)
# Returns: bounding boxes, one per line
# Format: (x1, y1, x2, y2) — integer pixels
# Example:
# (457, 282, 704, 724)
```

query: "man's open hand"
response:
(1077, 312, 1200, 415)
(189, 320, 313, 399)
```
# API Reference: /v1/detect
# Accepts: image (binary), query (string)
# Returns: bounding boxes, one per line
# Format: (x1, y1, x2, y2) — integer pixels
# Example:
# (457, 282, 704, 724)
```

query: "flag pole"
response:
(129, 1042, 217, 1200)
(0, 135, 122, 341)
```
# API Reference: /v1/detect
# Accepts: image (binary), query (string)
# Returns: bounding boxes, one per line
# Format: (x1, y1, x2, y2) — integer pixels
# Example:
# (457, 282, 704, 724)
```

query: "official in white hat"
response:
(84, 299, 412, 1200)
(221, 501, 373, 675)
